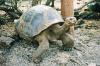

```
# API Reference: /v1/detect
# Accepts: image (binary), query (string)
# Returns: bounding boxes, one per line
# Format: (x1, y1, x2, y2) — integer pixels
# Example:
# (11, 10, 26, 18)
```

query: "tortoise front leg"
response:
(33, 33, 49, 63)
(61, 33, 74, 51)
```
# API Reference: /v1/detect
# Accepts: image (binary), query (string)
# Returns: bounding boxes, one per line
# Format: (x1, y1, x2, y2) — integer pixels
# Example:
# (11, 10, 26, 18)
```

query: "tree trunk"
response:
(61, 0, 74, 19)
(45, 0, 52, 5)
(51, 0, 54, 7)
(0, 5, 22, 19)
(45, 0, 54, 7)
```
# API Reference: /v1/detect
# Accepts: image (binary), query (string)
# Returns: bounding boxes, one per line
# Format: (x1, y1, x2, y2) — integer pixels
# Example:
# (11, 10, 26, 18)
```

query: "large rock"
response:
(0, 36, 14, 48)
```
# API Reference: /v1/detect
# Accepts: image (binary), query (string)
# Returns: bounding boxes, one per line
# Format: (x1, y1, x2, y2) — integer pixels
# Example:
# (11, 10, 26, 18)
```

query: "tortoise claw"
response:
(64, 48, 73, 51)
(61, 47, 73, 51)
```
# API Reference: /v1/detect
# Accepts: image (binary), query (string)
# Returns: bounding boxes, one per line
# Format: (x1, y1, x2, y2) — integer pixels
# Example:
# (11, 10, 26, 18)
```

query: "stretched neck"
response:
(61, 22, 70, 32)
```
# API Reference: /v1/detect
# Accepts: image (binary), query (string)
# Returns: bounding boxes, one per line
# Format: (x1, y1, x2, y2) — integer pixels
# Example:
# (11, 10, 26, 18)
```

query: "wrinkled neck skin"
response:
(50, 22, 75, 39)
(62, 22, 70, 32)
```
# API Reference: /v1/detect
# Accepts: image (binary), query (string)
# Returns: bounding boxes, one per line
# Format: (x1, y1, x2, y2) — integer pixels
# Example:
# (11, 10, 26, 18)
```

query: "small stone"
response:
(88, 63, 96, 66)
(77, 51, 82, 58)
(55, 52, 70, 64)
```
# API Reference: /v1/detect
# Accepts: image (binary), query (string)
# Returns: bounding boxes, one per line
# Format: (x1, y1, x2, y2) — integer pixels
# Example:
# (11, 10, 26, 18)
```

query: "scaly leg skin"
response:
(61, 33, 74, 51)
(33, 32, 49, 63)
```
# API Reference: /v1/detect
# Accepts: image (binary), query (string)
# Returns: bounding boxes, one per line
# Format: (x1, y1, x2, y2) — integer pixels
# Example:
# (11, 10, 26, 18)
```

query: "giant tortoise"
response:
(14, 5, 76, 63)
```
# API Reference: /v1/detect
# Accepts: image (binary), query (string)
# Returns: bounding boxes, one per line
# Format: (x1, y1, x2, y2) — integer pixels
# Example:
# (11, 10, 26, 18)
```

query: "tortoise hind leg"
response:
(60, 33, 74, 51)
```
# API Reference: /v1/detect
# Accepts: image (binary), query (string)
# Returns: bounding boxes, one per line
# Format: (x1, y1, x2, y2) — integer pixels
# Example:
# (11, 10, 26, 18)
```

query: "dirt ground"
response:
(0, 0, 100, 66)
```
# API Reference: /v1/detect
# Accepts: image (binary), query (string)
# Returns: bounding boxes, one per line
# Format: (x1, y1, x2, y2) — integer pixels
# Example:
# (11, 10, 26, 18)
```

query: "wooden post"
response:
(61, 0, 74, 19)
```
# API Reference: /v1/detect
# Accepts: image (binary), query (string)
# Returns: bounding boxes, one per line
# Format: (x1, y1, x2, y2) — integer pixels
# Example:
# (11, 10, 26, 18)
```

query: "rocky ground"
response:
(0, 20, 100, 66)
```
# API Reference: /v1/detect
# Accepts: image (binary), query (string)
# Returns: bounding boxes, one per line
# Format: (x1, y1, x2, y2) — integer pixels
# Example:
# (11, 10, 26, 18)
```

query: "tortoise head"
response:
(65, 17, 77, 26)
